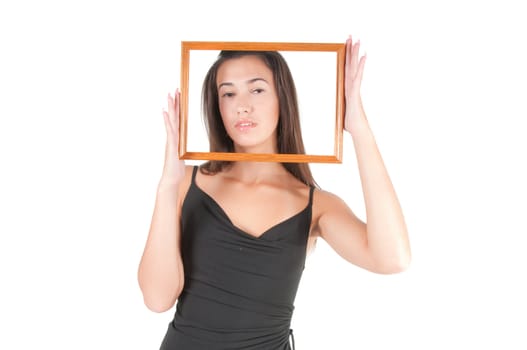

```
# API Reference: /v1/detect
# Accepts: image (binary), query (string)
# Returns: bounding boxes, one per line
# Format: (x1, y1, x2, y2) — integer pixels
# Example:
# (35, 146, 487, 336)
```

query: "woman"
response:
(138, 37, 411, 349)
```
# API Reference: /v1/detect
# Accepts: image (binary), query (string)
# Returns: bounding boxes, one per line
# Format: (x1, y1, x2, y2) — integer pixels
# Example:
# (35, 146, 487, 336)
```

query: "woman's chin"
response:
(233, 143, 277, 154)
(229, 131, 278, 154)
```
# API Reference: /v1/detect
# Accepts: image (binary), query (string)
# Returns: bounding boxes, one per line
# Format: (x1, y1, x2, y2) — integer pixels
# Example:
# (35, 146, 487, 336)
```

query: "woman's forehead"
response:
(216, 55, 273, 84)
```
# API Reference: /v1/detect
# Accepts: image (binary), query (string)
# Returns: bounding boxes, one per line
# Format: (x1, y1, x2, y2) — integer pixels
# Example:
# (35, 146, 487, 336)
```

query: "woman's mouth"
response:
(235, 120, 257, 131)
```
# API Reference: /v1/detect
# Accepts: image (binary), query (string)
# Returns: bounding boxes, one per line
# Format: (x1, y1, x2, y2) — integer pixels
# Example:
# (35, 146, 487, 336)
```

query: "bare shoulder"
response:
(313, 188, 349, 212)
(176, 165, 198, 207)
(311, 188, 362, 237)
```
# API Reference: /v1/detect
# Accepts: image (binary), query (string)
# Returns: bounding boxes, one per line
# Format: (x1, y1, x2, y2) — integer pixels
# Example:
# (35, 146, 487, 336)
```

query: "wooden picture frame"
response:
(179, 41, 345, 163)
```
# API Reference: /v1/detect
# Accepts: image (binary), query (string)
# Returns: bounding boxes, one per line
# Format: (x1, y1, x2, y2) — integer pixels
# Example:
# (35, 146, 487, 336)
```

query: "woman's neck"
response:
(224, 162, 289, 185)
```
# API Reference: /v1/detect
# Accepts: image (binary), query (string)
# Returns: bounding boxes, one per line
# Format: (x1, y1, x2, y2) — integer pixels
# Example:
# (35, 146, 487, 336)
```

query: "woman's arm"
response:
(316, 37, 410, 274)
(138, 91, 188, 312)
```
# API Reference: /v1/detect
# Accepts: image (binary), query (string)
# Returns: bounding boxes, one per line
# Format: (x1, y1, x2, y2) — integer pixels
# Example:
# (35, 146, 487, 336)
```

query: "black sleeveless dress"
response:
(160, 166, 313, 350)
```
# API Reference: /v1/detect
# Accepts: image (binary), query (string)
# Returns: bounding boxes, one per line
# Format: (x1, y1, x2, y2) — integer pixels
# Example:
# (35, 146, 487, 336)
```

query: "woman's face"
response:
(216, 55, 279, 153)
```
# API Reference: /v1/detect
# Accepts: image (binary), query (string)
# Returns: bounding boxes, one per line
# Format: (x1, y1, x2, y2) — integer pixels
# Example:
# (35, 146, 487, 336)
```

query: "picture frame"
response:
(179, 41, 346, 163)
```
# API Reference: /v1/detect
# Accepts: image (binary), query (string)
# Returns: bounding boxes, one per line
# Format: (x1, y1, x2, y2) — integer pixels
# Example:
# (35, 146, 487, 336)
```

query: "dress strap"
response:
(308, 186, 315, 207)
(191, 165, 198, 184)
(289, 329, 296, 350)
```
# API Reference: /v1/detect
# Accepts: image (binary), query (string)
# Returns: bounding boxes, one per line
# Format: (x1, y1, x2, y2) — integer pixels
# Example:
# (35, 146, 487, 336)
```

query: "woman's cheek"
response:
(219, 101, 233, 120)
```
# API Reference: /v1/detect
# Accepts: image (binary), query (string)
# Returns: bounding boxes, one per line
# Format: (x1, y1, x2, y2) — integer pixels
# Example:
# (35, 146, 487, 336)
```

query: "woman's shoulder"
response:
(313, 187, 345, 204)
(312, 187, 350, 218)
(183, 165, 197, 182)
(176, 165, 199, 205)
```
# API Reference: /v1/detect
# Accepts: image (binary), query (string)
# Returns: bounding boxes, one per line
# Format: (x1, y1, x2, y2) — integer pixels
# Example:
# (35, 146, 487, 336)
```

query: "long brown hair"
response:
(200, 50, 317, 187)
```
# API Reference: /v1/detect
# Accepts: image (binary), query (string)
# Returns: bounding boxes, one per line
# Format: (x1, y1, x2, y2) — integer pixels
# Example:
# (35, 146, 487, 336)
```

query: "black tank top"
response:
(160, 166, 314, 350)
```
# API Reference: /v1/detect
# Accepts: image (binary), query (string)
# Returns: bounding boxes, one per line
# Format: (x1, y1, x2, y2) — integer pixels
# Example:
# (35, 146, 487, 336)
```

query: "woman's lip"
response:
(234, 120, 257, 130)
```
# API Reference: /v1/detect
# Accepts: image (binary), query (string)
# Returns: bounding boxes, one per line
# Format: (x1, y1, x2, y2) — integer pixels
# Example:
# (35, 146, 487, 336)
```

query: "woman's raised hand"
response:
(160, 90, 185, 185)
(344, 36, 367, 134)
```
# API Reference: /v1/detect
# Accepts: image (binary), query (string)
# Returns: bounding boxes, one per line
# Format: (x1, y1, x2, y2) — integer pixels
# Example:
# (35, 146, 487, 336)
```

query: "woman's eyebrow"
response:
(247, 77, 269, 85)
(218, 82, 233, 89)
(218, 78, 269, 89)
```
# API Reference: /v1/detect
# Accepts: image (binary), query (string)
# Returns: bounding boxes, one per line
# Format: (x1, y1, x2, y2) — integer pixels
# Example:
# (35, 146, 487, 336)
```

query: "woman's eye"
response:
(221, 92, 235, 98)
(252, 88, 264, 94)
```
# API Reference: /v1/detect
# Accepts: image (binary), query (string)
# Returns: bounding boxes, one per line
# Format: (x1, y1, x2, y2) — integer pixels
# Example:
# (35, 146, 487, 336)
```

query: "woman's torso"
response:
(160, 165, 314, 350)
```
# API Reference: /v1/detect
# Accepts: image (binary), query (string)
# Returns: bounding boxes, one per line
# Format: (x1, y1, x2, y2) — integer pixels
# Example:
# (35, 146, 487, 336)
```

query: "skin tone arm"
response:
(138, 91, 187, 312)
(315, 37, 411, 274)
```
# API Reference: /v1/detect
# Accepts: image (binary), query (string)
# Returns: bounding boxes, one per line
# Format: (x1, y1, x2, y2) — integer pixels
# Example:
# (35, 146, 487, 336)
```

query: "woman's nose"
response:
(237, 105, 251, 115)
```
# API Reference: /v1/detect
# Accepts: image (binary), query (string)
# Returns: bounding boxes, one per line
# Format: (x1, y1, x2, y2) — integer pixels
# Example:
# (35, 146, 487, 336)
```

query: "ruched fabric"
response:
(160, 166, 313, 350)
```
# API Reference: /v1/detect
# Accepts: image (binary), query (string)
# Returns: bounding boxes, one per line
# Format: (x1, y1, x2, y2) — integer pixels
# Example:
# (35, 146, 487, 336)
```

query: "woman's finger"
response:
(354, 55, 367, 90)
(167, 94, 176, 123)
(173, 89, 180, 125)
(346, 36, 353, 71)
(345, 38, 354, 94)
(351, 40, 360, 77)
(162, 109, 175, 137)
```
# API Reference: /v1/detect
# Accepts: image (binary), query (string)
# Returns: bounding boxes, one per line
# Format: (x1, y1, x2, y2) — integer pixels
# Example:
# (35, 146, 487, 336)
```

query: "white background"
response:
(1, 0, 526, 349)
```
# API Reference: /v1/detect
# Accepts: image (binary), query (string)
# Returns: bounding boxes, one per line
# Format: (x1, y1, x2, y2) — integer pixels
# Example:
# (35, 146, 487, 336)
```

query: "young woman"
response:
(138, 37, 411, 350)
